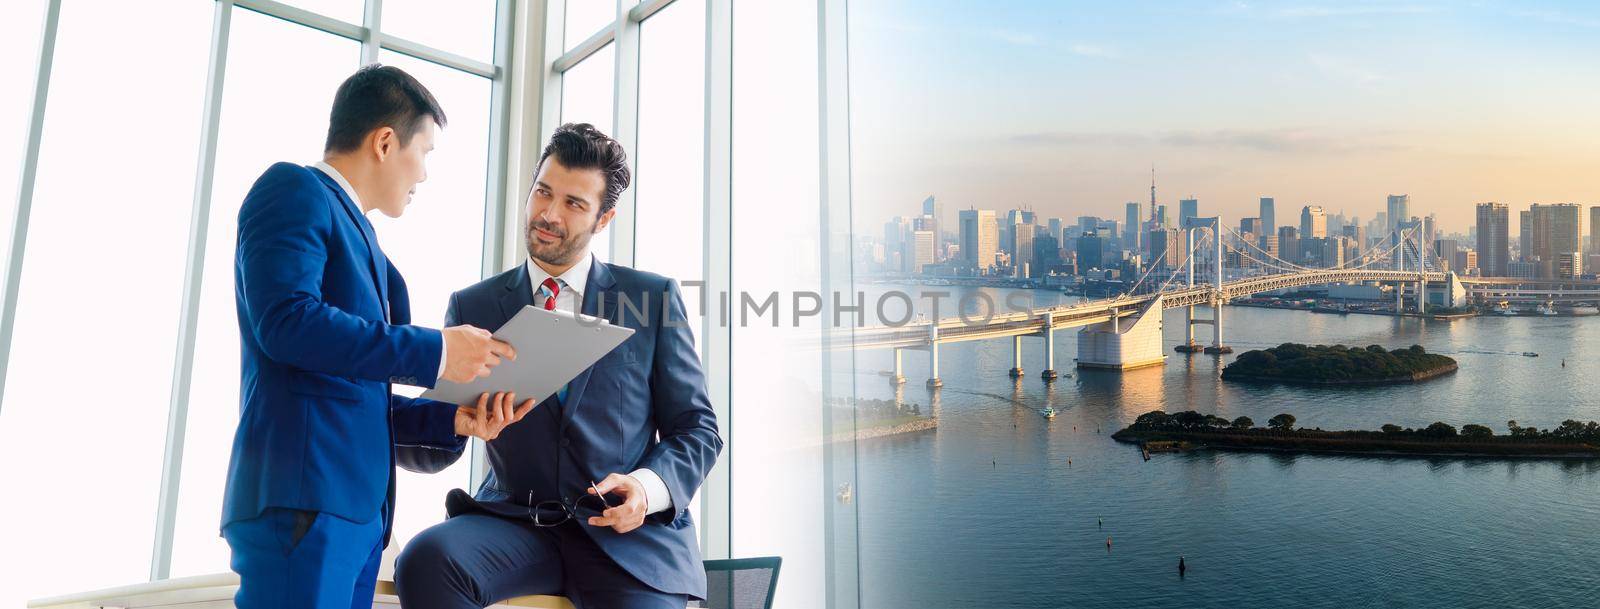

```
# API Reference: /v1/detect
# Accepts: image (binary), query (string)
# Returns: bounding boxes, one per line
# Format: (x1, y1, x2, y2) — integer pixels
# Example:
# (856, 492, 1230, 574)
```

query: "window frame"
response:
(536, 0, 735, 561)
(0, 0, 518, 582)
(0, 0, 853, 596)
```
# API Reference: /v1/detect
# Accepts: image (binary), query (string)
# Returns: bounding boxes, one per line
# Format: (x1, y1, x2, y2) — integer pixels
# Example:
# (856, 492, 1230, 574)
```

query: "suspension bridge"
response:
(848, 217, 1596, 387)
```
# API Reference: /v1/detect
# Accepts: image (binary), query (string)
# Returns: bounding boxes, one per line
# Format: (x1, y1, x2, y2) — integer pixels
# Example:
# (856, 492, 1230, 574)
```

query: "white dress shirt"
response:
(311, 161, 451, 382)
(526, 254, 672, 516)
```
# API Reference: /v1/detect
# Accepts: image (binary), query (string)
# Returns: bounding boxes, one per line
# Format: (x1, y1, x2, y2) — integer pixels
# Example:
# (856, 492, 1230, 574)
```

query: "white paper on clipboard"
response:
(420, 305, 634, 406)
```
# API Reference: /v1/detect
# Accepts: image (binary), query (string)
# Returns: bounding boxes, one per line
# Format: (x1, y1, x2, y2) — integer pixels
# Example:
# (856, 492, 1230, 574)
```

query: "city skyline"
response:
(849, 0, 1600, 235)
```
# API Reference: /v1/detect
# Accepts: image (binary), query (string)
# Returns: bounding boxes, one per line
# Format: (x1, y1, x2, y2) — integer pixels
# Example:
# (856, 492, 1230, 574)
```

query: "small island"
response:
(1221, 343, 1457, 385)
(1113, 410, 1600, 459)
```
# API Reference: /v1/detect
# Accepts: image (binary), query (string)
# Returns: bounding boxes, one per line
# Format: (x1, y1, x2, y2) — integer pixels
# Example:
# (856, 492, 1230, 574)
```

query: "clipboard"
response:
(420, 305, 635, 406)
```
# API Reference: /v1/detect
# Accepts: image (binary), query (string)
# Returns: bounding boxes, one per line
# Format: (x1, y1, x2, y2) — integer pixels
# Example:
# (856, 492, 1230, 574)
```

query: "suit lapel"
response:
(498, 261, 536, 325)
(310, 166, 388, 305)
(558, 259, 617, 428)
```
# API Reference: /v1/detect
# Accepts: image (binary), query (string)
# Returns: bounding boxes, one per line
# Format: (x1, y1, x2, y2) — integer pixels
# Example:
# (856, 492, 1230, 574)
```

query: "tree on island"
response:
(1222, 343, 1455, 383)
(1461, 424, 1493, 438)
(1422, 422, 1458, 438)
(1268, 413, 1296, 431)
(1120, 409, 1600, 449)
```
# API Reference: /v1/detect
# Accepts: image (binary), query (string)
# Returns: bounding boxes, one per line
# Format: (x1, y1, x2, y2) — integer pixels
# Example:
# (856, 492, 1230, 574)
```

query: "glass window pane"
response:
(559, 44, 615, 261)
(564, 0, 615, 52)
(560, 45, 615, 139)
(372, 50, 491, 570)
(730, 1, 828, 608)
(0, 1, 211, 603)
(169, 11, 360, 578)
(380, 0, 496, 64)
(0, 0, 48, 259)
(634, 0, 705, 351)
(283, 0, 364, 26)
(634, 0, 707, 526)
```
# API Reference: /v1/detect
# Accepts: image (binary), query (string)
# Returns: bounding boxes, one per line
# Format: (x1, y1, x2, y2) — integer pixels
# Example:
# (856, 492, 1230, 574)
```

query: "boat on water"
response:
(1536, 303, 1558, 316)
(1523, 352, 1539, 357)
(1566, 304, 1599, 316)
(1040, 408, 1057, 419)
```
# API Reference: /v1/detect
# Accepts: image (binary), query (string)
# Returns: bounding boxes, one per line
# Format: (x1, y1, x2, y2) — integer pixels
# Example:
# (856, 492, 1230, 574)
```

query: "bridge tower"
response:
(1175, 224, 1203, 353)
(1040, 311, 1058, 380)
(925, 322, 942, 388)
(1202, 217, 1231, 354)
(1174, 219, 1230, 354)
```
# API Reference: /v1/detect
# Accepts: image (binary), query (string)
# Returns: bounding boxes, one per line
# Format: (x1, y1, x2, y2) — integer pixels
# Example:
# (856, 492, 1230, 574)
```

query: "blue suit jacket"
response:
(223, 162, 464, 540)
(398, 260, 723, 599)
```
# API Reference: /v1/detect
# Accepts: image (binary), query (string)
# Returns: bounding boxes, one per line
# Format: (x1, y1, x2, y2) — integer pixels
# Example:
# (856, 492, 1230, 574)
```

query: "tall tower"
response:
(1149, 165, 1158, 224)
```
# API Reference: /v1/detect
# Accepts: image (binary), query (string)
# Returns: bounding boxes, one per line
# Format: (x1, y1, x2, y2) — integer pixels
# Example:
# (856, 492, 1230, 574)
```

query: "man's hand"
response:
(441, 325, 516, 383)
(587, 473, 648, 534)
(454, 392, 536, 441)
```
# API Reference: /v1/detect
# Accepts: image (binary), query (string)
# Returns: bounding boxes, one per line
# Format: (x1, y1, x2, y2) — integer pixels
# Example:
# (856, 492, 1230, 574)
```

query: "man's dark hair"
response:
(324, 64, 447, 153)
(535, 123, 631, 215)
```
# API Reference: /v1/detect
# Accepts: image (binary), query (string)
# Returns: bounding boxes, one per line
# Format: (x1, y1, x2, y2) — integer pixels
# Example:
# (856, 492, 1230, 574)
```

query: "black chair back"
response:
(694, 557, 782, 609)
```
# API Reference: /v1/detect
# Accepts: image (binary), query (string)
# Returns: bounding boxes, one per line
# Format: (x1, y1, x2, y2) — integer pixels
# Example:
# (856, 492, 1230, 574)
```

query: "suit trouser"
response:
(393, 513, 688, 609)
(224, 507, 386, 609)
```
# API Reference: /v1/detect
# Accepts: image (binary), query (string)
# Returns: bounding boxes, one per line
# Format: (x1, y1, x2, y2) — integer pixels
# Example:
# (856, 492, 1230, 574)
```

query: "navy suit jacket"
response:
(223, 162, 463, 541)
(398, 260, 723, 599)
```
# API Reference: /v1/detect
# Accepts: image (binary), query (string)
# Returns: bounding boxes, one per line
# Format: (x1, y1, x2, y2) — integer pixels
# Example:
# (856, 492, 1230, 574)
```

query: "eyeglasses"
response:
(524, 481, 613, 527)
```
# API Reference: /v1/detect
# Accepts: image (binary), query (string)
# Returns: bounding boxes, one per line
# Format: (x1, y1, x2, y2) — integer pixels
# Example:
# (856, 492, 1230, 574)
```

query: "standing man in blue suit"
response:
(393, 123, 724, 609)
(224, 65, 537, 609)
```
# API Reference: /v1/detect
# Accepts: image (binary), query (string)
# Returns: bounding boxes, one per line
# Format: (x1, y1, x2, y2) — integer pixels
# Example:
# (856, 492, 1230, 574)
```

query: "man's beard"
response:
(526, 218, 592, 266)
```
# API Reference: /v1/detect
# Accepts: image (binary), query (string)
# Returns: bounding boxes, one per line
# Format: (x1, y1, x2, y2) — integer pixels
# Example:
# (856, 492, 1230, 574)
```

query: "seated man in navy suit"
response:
(223, 65, 537, 609)
(393, 123, 723, 609)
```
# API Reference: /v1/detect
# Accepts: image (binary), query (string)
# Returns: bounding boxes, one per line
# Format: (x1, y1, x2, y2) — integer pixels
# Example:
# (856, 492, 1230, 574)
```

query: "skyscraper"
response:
(1526, 203, 1583, 277)
(1433, 239, 1459, 273)
(1240, 217, 1262, 238)
(1300, 205, 1327, 239)
(1259, 197, 1276, 236)
(1386, 194, 1409, 235)
(912, 230, 935, 274)
(1179, 198, 1199, 228)
(1009, 211, 1036, 278)
(1077, 216, 1100, 237)
(884, 216, 911, 272)
(1591, 206, 1600, 255)
(1076, 232, 1104, 272)
(1124, 202, 1141, 253)
(1519, 210, 1531, 262)
(959, 209, 998, 271)
(1148, 228, 1180, 270)
(1278, 226, 1299, 263)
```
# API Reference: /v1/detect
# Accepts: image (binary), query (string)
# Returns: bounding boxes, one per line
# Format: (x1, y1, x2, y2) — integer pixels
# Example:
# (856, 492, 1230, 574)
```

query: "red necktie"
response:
(539, 277, 561, 311)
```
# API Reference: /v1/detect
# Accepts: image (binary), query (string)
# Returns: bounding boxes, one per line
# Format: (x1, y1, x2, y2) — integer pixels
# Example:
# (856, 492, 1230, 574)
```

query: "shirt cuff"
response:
(437, 334, 448, 381)
(629, 468, 672, 515)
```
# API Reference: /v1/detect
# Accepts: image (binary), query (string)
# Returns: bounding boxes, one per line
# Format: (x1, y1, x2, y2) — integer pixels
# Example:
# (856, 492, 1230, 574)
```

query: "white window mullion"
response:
(0, 0, 62, 416)
(698, 0, 732, 561)
(361, 0, 383, 65)
(608, 0, 641, 267)
(148, 0, 234, 582)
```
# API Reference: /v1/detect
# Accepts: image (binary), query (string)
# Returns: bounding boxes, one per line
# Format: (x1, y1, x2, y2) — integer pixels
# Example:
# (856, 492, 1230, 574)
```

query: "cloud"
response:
(1308, 53, 1384, 84)
(1069, 43, 1119, 59)
(1506, 8, 1600, 29)
(988, 29, 1040, 46)
(1273, 4, 1441, 18)
(1012, 128, 1410, 155)
(1012, 132, 1151, 147)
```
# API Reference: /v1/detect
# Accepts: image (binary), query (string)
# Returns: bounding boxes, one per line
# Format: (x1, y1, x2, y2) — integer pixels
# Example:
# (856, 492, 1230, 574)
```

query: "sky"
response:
(847, 0, 1600, 236)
